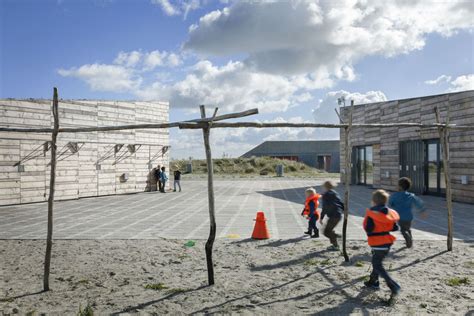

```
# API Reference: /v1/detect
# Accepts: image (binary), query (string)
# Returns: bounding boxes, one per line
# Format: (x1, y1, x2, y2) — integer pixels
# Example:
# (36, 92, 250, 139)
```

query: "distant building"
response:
(340, 90, 474, 204)
(241, 140, 340, 172)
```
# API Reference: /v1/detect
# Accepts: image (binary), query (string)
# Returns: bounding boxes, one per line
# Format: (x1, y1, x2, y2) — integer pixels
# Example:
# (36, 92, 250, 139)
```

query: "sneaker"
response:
(311, 233, 319, 238)
(173, 190, 176, 192)
(327, 245, 339, 251)
(304, 231, 312, 235)
(388, 285, 401, 305)
(364, 280, 380, 290)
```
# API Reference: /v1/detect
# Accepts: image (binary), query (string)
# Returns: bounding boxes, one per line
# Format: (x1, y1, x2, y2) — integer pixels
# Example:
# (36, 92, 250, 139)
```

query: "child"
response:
(319, 181, 344, 250)
(173, 169, 182, 192)
(389, 177, 426, 248)
(301, 188, 321, 238)
(363, 189, 401, 304)
(160, 166, 168, 193)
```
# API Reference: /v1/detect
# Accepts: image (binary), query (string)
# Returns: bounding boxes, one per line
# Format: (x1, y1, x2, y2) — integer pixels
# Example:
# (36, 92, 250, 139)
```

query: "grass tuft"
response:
(446, 277, 470, 286)
(77, 303, 94, 316)
(144, 283, 168, 290)
(355, 260, 365, 267)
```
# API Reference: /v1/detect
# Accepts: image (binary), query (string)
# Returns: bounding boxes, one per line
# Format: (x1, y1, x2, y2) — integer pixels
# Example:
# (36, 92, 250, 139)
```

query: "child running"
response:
(389, 177, 426, 248)
(301, 187, 321, 238)
(363, 189, 401, 304)
(319, 181, 344, 250)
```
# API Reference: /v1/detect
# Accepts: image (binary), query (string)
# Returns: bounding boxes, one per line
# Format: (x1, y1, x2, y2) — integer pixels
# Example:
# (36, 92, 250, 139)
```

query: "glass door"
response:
(353, 145, 373, 186)
(425, 140, 445, 195)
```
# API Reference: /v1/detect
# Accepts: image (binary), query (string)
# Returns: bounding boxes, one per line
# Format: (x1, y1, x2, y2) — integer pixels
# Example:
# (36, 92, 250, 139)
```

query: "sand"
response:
(1, 238, 473, 315)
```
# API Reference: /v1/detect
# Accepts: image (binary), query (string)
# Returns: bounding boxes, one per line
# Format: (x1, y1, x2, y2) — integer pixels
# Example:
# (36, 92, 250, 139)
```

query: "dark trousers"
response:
(308, 214, 319, 234)
(158, 180, 163, 192)
(324, 217, 340, 246)
(399, 220, 413, 248)
(370, 248, 400, 292)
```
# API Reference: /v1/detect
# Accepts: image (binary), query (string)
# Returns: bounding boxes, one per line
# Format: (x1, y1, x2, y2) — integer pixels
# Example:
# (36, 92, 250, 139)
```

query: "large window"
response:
(353, 145, 373, 186)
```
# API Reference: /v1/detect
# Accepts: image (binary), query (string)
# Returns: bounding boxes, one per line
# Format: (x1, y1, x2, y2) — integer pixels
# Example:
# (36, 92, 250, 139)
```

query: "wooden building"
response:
(0, 99, 169, 206)
(340, 90, 474, 204)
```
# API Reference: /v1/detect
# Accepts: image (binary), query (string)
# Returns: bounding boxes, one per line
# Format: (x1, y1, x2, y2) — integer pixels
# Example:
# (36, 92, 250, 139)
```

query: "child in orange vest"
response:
(301, 188, 321, 238)
(363, 189, 401, 304)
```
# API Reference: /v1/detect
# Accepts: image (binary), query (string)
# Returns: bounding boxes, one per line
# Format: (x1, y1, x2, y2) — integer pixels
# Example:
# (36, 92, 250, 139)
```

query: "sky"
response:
(1, 0, 473, 159)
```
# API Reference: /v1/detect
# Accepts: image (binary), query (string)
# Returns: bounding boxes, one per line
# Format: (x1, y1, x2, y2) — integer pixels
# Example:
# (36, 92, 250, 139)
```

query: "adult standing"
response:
(155, 165, 162, 193)
(173, 169, 182, 192)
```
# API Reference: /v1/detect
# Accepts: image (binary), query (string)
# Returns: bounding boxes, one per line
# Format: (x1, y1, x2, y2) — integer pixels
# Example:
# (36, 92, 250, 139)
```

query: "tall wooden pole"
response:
(43, 87, 59, 291)
(342, 100, 354, 262)
(200, 105, 217, 285)
(434, 106, 453, 251)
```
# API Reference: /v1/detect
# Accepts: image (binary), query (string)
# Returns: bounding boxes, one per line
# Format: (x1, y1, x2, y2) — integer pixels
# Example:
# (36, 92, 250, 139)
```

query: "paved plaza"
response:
(0, 179, 472, 240)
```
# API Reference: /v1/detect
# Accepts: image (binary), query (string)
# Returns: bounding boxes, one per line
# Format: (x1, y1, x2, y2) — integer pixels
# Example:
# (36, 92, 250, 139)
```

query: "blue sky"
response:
(1, 0, 473, 158)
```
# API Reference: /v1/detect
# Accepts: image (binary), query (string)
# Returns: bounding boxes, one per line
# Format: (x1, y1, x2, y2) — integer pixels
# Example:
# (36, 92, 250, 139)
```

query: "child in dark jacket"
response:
(301, 188, 320, 238)
(363, 189, 401, 304)
(389, 177, 426, 248)
(319, 181, 344, 250)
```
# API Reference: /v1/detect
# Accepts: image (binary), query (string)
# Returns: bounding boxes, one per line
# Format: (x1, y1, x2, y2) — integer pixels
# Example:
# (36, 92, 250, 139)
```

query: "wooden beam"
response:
(43, 88, 59, 291)
(342, 100, 354, 262)
(434, 106, 454, 251)
(200, 105, 217, 286)
(178, 122, 473, 130)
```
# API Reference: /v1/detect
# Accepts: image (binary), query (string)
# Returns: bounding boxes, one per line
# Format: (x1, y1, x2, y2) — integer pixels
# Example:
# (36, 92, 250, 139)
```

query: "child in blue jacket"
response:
(388, 177, 426, 248)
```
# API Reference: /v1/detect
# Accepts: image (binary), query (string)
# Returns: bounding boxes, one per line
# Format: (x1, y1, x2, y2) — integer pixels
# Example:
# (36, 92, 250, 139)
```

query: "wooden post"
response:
(434, 106, 453, 251)
(342, 100, 354, 262)
(200, 105, 217, 285)
(43, 87, 59, 291)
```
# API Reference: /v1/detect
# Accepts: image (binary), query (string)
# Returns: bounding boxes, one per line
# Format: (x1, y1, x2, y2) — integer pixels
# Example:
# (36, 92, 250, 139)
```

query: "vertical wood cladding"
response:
(0, 99, 169, 205)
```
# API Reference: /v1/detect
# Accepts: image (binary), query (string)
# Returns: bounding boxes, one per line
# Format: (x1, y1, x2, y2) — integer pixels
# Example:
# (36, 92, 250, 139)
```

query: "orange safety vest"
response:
(363, 208, 400, 246)
(303, 194, 320, 217)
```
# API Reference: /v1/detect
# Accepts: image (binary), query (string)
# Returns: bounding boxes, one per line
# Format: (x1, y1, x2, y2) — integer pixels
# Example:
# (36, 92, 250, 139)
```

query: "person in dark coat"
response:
(319, 181, 344, 250)
(154, 165, 162, 193)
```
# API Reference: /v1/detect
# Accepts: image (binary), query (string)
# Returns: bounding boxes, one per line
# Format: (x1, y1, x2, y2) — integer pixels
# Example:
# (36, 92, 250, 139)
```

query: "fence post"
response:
(43, 87, 59, 291)
(342, 100, 354, 262)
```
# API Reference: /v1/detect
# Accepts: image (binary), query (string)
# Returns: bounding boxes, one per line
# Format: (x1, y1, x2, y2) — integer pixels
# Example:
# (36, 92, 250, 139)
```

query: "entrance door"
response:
(399, 140, 424, 194)
(351, 146, 373, 186)
(425, 140, 445, 196)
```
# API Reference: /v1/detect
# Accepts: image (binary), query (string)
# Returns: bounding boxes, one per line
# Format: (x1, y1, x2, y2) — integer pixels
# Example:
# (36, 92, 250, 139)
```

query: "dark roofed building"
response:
(241, 140, 340, 172)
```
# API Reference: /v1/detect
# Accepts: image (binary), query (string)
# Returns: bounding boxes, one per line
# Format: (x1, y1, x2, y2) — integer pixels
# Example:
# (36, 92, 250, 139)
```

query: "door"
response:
(424, 139, 445, 196)
(351, 146, 373, 186)
(399, 140, 424, 194)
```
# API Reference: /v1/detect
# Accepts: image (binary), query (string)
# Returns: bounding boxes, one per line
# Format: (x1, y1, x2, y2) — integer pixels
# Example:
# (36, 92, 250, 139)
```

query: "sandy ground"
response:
(1, 239, 473, 315)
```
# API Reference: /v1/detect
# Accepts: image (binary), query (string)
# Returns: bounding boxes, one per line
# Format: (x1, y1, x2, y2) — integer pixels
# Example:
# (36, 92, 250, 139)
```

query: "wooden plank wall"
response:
(340, 90, 474, 204)
(0, 99, 169, 206)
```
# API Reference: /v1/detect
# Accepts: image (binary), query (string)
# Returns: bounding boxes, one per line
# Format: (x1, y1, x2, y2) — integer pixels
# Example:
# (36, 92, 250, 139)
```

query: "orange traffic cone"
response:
(252, 211, 270, 239)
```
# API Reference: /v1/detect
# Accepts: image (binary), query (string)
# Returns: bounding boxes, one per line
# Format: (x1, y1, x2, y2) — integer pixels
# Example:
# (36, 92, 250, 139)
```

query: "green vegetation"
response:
(144, 283, 168, 290)
(446, 277, 470, 286)
(354, 260, 365, 267)
(303, 258, 333, 266)
(77, 303, 94, 316)
(171, 157, 337, 178)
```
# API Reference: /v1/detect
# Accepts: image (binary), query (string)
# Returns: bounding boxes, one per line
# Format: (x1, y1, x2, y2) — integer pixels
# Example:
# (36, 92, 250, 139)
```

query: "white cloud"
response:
(151, 0, 200, 19)
(425, 75, 452, 85)
(448, 74, 474, 92)
(311, 90, 387, 139)
(58, 64, 141, 92)
(143, 51, 182, 70)
(185, 0, 473, 76)
(114, 51, 142, 67)
(425, 74, 474, 91)
(136, 60, 322, 112)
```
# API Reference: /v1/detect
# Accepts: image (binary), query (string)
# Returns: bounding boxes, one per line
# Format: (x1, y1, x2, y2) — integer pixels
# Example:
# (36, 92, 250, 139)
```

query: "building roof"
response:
(241, 140, 340, 157)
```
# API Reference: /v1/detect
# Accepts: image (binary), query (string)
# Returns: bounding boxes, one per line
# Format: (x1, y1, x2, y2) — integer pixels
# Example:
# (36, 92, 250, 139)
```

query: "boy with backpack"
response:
(363, 189, 401, 304)
(388, 177, 426, 248)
